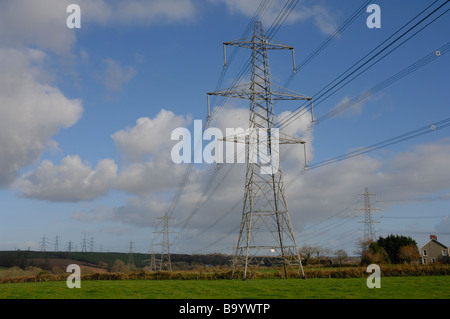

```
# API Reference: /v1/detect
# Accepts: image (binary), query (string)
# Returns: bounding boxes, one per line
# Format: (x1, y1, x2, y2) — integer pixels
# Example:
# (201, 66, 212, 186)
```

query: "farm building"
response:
(420, 235, 449, 264)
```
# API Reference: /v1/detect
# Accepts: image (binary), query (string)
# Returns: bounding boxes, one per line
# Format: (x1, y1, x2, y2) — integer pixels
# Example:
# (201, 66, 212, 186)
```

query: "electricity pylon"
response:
(54, 235, 59, 252)
(67, 240, 73, 253)
(207, 21, 313, 280)
(40, 235, 48, 252)
(127, 241, 136, 271)
(89, 237, 95, 252)
(81, 233, 88, 253)
(356, 187, 381, 246)
(153, 215, 177, 271)
(150, 244, 157, 271)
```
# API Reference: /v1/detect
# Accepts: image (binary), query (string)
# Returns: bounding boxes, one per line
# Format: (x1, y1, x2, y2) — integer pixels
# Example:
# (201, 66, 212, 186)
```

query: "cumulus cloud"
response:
(286, 138, 450, 229)
(0, 0, 77, 53)
(112, 109, 192, 162)
(17, 155, 117, 202)
(111, 196, 170, 227)
(0, 0, 198, 54)
(112, 109, 195, 197)
(65, 102, 450, 253)
(114, 160, 188, 196)
(0, 48, 83, 187)
(107, 106, 315, 233)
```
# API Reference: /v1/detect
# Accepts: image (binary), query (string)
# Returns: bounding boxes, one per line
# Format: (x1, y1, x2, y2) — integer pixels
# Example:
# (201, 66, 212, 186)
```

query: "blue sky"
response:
(0, 0, 449, 256)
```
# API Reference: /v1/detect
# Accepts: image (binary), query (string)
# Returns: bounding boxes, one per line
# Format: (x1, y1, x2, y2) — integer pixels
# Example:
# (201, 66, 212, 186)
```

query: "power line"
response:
(208, 21, 308, 280)
(285, 0, 374, 82)
(193, 116, 450, 253)
(180, 1, 450, 254)
(278, 0, 449, 129)
(381, 216, 448, 219)
(286, 116, 450, 187)
(275, 40, 450, 170)
(164, 0, 283, 223)
(315, 42, 450, 123)
(176, 0, 303, 238)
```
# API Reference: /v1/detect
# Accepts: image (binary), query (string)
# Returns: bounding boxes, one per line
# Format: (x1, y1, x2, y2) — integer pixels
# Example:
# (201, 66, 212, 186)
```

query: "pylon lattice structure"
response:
(150, 244, 157, 271)
(127, 240, 136, 271)
(89, 237, 95, 252)
(208, 21, 313, 280)
(40, 235, 48, 252)
(54, 235, 59, 252)
(67, 240, 73, 253)
(356, 187, 381, 245)
(153, 214, 177, 271)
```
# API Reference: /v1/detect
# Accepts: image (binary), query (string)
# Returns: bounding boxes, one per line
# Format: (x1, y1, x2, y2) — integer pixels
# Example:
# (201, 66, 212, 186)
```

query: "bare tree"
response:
(334, 249, 348, 266)
(300, 245, 315, 265)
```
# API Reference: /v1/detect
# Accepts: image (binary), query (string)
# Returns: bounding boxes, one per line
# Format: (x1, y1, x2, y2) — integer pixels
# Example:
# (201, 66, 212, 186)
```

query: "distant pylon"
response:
(40, 235, 48, 252)
(54, 235, 59, 252)
(67, 240, 73, 253)
(207, 21, 313, 280)
(153, 215, 177, 271)
(81, 233, 88, 252)
(356, 187, 382, 246)
(127, 241, 136, 271)
(150, 244, 157, 271)
(89, 237, 94, 252)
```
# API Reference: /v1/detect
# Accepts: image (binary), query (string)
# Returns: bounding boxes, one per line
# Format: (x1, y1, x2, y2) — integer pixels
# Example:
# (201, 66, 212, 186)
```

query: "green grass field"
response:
(0, 276, 449, 299)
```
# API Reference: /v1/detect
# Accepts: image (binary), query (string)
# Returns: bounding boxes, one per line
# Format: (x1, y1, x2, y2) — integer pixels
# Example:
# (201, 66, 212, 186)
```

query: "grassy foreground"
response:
(0, 276, 449, 299)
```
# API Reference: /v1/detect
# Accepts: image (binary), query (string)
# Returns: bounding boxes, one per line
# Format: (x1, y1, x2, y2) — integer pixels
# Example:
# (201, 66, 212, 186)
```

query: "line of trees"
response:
(300, 245, 349, 266)
(358, 234, 421, 265)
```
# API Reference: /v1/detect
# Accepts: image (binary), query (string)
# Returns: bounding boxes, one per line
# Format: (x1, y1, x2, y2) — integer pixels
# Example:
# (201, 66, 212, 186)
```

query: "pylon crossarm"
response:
(208, 82, 311, 101)
(218, 130, 305, 145)
(224, 37, 294, 51)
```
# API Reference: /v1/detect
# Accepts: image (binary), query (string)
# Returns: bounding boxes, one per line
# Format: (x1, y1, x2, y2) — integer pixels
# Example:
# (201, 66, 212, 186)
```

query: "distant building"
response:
(420, 235, 449, 264)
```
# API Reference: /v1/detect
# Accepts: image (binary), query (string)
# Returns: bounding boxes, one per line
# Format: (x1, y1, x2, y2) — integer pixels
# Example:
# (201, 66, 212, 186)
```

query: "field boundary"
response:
(1, 264, 449, 284)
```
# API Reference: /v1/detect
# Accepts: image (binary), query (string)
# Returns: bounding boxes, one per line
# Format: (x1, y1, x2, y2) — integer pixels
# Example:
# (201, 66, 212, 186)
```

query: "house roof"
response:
(420, 239, 448, 250)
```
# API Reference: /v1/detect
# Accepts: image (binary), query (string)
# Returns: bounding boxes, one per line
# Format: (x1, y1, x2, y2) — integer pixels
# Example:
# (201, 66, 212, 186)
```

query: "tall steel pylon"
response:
(40, 235, 48, 252)
(149, 244, 157, 271)
(208, 21, 313, 280)
(54, 235, 59, 252)
(81, 232, 88, 253)
(356, 187, 381, 245)
(127, 240, 136, 271)
(67, 240, 73, 253)
(153, 214, 177, 271)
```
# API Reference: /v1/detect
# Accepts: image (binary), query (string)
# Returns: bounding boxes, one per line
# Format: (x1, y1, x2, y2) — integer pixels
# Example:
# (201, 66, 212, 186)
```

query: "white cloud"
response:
(0, 0, 198, 54)
(112, 108, 193, 196)
(114, 160, 188, 196)
(111, 0, 197, 25)
(17, 155, 117, 202)
(112, 196, 169, 227)
(0, 48, 83, 187)
(0, 0, 76, 54)
(286, 138, 450, 228)
(112, 136, 450, 252)
(112, 109, 192, 162)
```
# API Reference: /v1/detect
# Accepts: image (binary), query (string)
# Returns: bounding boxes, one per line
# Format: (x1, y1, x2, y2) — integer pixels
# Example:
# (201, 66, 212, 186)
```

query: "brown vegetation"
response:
(1, 263, 449, 284)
